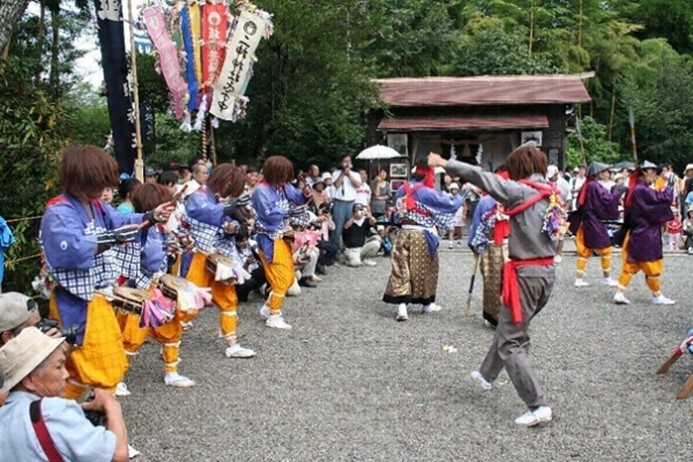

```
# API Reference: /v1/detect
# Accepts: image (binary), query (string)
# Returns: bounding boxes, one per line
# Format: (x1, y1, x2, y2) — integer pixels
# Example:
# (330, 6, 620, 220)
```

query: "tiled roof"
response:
(378, 114, 549, 131)
(375, 75, 592, 107)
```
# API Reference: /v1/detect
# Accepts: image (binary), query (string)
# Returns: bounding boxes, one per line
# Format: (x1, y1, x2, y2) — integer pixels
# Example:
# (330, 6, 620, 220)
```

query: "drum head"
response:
(114, 286, 150, 302)
(160, 274, 187, 290)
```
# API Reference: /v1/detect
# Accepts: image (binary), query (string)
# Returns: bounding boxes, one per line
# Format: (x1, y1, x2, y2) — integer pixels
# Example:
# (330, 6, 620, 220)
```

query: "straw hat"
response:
(685, 164, 693, 174)
(0, 327, 65, 392)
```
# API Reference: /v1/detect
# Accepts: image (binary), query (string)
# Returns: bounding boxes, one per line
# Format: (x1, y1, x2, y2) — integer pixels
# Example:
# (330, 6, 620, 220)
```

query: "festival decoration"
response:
(143, 5, 188, 119)
(210, 3, 273, 121)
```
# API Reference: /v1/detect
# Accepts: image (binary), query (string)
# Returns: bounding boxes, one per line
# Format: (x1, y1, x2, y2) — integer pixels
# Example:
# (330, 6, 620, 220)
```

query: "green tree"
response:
(565, 115, 622, 168)
(629, 0, 693, 55)
(215, 0, 378, 168)
(620, 53, 693, 169)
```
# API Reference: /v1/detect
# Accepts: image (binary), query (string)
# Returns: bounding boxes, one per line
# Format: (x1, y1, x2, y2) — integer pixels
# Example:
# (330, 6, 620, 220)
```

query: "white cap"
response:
(546, 165, 559, 179)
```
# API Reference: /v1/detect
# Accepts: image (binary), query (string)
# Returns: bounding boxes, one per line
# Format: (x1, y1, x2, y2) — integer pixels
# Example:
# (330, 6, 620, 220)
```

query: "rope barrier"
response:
(5, 215, 42, 224)
(4, 253, 42, 265)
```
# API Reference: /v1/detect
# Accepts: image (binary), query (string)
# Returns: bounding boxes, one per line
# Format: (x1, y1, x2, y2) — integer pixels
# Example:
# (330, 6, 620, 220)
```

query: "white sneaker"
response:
(470, 371, 492, 391)
(652, 295, 676, 305)
(259, 305, 270, 319)
(180, 321, 193, 331)
(115, 382, 131, 397)
(422, 303, 442, 313)
(601, 277, 618, 287)
(310, 275, 322, 283)
(448, 242, 454, 249)
(395, 305, 408, 321)
(128, 444, 141, 459)
(266, 315, 292, 329)
(225, 344, 256, 358)
(286, 280, 301, 296)
(515, 406, 552, 427)
(553, 255, 562, 263)
(456, 240, 463, 248)
(164, 373, 195, 388)
(574, 279, 590, 288)
(613, 292, 630, 305)
(362, 259, 377, 267)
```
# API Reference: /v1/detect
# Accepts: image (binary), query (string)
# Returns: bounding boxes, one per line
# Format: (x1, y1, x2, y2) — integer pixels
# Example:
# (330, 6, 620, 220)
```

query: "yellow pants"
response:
(50, 294, 128, 400)
(186, 252, 239, 341)
(575, 226, 612, 277)
(617, 234, 664, 294)
(117, 311, 183, 373)
(258, 239, 295, 316)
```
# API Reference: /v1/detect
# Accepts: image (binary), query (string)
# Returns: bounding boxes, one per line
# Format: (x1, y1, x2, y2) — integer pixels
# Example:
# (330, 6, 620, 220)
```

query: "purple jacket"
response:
(626, 181, 673, 262)
(582, 179, 620, 249)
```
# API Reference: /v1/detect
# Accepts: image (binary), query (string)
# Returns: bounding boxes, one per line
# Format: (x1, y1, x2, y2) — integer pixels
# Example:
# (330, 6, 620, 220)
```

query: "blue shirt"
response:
(0, 391, 116, 462)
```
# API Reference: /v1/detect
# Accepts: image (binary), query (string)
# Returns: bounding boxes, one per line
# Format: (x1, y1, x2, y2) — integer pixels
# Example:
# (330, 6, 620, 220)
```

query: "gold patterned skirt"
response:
(480, 243, 507, 326)
(383, 229, 439, 305)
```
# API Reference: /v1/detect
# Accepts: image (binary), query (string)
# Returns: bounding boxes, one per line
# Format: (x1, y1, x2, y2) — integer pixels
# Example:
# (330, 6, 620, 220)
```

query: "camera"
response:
(37, 318, 78, 345)
(83, 409, 107, 427)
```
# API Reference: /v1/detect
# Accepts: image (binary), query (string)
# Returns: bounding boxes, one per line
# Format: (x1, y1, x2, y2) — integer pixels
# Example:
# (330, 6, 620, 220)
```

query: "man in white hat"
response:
(0, 327, 128, 462)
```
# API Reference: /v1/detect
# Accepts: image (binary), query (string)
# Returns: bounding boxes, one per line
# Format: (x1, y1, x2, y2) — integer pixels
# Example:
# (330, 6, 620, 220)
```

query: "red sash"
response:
(502, 257, 554, 324)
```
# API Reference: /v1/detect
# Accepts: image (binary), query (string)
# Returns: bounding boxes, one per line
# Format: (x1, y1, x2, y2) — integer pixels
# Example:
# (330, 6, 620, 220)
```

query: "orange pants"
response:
(50, 294, 128, 400)
(186, 252, 239, 342)
(575, 226, 613, 277)
(617, 234, 664, 294)
(117, 311, 183, 373)
(258, 239, 295, 316)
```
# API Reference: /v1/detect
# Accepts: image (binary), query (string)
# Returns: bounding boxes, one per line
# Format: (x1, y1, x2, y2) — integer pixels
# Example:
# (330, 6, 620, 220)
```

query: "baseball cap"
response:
(0, 292, 37, 332)
(0, 327, 65, 392)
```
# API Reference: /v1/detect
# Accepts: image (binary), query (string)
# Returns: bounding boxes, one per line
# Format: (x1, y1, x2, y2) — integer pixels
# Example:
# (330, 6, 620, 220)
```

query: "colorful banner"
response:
(210, 9, 270, 121)
(201, 3, 229, 91)
(188, 0, 203, 85)
(93, 0, 136, 174)
(180, 6, 200, 111)
(143, 6, 188, 119)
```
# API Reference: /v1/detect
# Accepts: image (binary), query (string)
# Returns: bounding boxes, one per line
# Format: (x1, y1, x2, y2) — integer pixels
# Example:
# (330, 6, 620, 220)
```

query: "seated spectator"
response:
(292, 226, 321, 287)
(311, 178, 330, 210)
(0, 327, 129, 462)
(232, 227, 267, 302)
(0, 292, 61, 346)
(342, 203, 380, 267)
(313, 204, 339, 269)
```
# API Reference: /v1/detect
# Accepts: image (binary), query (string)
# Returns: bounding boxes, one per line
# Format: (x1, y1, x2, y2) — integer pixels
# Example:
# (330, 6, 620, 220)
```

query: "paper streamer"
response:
(144, 6, 188, 119)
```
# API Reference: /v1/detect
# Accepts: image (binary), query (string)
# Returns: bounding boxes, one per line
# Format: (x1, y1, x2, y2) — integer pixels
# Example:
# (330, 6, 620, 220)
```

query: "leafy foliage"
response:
(565, 116, 623, 169)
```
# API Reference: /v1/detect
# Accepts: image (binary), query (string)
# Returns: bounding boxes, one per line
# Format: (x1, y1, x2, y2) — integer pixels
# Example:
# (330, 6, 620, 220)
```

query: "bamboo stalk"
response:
(127, 0, 144, 182)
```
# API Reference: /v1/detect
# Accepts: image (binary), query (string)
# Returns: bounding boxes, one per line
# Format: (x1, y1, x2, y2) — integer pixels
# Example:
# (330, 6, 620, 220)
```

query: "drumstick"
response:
(656, 348, 684, 374)
(676, 374, 693, 400)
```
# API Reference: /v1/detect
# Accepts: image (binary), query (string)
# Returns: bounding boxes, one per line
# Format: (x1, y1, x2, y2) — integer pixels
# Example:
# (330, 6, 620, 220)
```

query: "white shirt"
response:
(331, 169, 361, 201)
(0, 391, 116, 462)
(355, 182, 371, 207)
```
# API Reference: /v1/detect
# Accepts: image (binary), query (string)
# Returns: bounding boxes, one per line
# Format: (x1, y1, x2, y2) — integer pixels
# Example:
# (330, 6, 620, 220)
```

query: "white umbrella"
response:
(356, 145, 403, 160)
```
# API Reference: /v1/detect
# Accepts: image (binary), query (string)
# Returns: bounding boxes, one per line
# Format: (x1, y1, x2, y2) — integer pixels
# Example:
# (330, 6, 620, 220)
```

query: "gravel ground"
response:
(121, 246, 692, 462)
